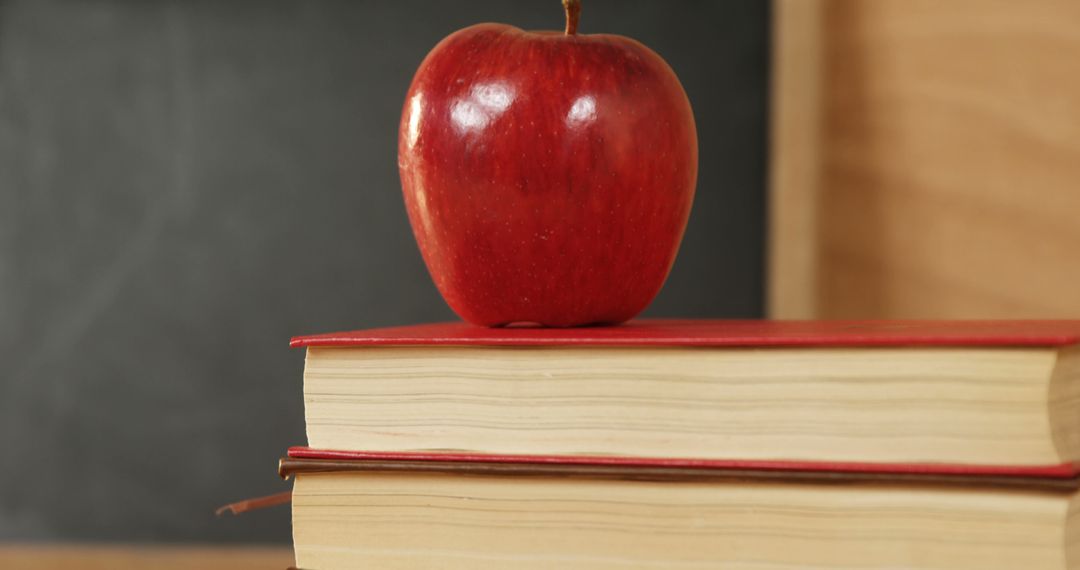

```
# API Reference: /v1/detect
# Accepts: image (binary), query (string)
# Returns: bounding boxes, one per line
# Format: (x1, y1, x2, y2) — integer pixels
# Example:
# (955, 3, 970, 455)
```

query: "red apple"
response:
(399, 0, 697, 326)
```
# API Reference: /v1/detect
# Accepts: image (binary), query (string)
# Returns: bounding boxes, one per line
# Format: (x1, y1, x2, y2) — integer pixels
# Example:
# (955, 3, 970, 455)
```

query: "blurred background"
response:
(3, 0, 1079, 566)
(0, 0, 768, 559)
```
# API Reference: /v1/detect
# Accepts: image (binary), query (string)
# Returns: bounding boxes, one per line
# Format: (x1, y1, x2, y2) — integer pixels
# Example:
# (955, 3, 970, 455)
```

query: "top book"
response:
(294, 320, 1080, 472)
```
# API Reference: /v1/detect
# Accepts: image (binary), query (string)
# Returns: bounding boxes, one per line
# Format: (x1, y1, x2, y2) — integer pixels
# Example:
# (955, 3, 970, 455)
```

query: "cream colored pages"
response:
(293, 472, 1074, 570)
(303, 346, 1066, 465)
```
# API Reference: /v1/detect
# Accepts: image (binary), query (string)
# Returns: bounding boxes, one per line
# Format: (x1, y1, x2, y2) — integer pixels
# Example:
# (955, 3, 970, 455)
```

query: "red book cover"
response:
(286, 447, 1080, 481)
(291, 319, 1080, 349)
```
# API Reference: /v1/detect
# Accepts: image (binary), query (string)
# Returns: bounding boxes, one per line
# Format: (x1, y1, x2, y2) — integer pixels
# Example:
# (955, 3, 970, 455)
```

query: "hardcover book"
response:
(282, 449, 1080, 570)
(293, 319, 1080, 469)
(285, 320, 1080, 569)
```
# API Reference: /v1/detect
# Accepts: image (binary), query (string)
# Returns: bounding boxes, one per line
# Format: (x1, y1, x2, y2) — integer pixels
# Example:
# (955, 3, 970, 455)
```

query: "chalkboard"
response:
(0, 0, 768, 542)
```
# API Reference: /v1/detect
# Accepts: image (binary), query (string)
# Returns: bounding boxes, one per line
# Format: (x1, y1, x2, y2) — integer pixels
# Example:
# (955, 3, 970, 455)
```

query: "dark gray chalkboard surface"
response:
(0, 0, 768, 542)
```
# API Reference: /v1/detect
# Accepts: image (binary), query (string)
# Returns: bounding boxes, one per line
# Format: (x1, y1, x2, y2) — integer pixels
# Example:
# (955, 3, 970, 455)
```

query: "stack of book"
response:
(280, 319, 1080, 569)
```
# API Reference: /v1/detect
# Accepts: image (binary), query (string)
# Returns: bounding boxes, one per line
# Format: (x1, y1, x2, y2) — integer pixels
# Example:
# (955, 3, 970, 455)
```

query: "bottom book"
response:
(284, 456, 1080, 570)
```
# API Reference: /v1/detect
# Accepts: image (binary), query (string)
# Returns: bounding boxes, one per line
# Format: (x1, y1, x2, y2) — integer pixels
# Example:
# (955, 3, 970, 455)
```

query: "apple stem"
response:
(563, 0, 581, 35)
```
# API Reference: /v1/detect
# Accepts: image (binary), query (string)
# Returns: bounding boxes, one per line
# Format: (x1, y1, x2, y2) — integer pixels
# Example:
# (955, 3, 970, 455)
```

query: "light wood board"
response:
(769, 0, 1080, 318)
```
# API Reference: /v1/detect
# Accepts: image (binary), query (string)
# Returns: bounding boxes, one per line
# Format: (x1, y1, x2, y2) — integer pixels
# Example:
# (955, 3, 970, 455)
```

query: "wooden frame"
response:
(768, 0, 824, 319)
(768, 0, 1080, 319)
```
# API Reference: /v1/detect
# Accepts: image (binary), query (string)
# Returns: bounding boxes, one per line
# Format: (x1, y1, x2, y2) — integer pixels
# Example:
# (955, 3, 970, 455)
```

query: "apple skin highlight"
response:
(398, 7, 697, 327)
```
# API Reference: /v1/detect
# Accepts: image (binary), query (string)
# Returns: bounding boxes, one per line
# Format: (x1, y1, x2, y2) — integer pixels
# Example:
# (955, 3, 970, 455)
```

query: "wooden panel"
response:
(767, 0, 825, 318)
(0, 545, 293, 570)
(770, 0, 1080, 318)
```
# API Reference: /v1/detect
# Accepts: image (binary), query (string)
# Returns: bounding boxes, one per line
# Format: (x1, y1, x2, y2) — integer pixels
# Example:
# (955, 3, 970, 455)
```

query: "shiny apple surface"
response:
(399, 23, 697, 326)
